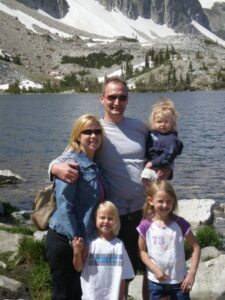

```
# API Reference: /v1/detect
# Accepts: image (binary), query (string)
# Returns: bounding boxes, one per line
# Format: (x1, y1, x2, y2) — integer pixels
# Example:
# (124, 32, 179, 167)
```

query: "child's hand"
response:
(154, 268, 169, 282)
(72, 237, 84, 254)
(156, 167, 171, 180)
(181, 272, 195, 292)
(145, 161, 153, 169)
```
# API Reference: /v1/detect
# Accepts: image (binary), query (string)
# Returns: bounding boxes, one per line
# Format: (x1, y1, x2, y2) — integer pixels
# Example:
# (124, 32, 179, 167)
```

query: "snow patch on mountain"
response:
(0, 2, 71, 38)
(192, 20, 225, 47)
(39, 0, 177, 43)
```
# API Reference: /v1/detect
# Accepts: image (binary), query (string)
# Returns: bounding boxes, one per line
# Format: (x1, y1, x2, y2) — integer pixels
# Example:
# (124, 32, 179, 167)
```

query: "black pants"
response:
(46, 228, 82, 300)
(118, 210, 144, 274)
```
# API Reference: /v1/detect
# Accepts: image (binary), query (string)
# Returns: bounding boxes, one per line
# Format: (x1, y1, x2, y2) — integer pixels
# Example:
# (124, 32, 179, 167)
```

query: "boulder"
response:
(0, 230, 24, 253)
(177, 199, 215, 229)
(189, 251, 225, 300)
(0, 275, 27, 299)
(0, 170, 24, 184)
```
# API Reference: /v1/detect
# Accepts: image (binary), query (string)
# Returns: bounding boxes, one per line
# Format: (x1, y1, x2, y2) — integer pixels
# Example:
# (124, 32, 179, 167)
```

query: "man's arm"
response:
(48, 149, 79, 183)
(50, 161, 79, 183)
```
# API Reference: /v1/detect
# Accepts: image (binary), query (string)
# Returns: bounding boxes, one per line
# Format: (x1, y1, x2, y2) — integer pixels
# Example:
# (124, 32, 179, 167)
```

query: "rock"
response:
(33, 230, 47, 241)
(190, 253, 225, 300)
(213, 204, 225, 218)
(16, 0, 69, 19)
(177, 199, 215, 229)
(0, 275, 26, 299)
(11, 210, 32, 223)
(0, 260, 7, 269)
(200, 246, 220, 261)
(129, 274, 143, 300)
(0, 231, 24, 253)
(0, 170, 24, 185)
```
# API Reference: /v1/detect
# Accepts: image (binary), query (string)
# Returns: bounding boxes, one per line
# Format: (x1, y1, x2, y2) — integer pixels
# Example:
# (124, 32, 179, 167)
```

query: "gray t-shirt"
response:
(99, 117, 147, 215)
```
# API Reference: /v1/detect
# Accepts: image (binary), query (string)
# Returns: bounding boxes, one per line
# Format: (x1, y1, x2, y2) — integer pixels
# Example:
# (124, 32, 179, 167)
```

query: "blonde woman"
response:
(46, 114, 106, 300)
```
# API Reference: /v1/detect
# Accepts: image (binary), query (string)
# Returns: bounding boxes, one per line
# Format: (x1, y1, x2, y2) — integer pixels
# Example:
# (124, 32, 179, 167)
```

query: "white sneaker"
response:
(141, 168, 158, 181)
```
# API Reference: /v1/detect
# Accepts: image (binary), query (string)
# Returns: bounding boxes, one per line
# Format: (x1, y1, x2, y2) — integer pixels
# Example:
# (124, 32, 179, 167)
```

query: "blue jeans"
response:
(148, 280, 190, 300)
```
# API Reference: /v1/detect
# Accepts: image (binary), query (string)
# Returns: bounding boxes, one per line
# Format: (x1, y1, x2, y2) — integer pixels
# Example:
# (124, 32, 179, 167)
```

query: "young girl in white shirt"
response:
(137, 180, 200, 300)
(72, 201, 134, 300)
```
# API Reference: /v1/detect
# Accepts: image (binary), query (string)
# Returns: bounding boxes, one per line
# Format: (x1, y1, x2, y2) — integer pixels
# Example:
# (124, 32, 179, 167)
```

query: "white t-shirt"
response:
(137, 215, 191, 284)
(81, 237, 134, 300)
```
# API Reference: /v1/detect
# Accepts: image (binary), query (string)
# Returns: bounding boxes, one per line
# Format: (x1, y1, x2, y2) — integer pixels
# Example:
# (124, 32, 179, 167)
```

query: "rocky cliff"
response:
(204, 2, 225, 39)
(96, 0, 210, 32)
(15, 0, 210, 33)
(15, 0, 69, 18)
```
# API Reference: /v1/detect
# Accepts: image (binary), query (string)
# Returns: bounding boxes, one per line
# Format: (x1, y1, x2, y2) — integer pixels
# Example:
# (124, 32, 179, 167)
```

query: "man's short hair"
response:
(101, 77, 128, 96)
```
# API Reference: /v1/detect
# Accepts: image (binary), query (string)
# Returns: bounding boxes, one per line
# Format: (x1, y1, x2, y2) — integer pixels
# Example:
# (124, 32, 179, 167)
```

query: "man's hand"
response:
(51, 161, 79, 183)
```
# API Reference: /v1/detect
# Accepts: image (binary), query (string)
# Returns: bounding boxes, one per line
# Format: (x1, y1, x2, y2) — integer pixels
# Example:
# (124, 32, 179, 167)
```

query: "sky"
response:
(199, 0, 225, 8)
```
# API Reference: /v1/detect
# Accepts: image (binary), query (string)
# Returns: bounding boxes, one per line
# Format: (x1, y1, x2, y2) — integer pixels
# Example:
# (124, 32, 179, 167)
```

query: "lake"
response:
(0, 91, 225, 210)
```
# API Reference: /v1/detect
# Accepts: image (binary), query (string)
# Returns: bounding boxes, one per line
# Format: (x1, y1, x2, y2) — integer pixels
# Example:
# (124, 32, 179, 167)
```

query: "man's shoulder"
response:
(125, 116, 145, 124)
(124, 117, 147, 130)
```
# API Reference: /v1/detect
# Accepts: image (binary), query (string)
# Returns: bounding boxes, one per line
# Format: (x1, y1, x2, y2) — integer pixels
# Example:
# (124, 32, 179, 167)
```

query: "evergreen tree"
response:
(145, 53, 149, 69)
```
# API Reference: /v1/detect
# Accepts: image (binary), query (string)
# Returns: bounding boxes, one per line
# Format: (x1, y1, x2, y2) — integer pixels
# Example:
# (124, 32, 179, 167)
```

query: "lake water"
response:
(0, 91, 225, 210)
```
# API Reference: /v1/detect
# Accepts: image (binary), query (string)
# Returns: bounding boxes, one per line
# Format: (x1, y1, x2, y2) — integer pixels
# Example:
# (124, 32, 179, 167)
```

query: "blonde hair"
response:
(68, 114, 104, 156)
(143, 180, 178, 219)
(149, 97, 179, 131)
(95, 201, 121, 236)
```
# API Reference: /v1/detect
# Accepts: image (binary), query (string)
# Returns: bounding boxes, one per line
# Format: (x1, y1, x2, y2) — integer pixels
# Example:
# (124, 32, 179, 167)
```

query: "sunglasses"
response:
(81, 129, 102, 135)
(106, 94, 127, 102)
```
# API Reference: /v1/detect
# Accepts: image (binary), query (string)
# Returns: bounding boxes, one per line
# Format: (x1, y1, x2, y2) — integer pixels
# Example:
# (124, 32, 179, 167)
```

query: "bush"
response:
(195, 225, 223, 250)
(17, 236, 52, 298)
(28, 262, 51, 300)
(18, 236, 46, 264)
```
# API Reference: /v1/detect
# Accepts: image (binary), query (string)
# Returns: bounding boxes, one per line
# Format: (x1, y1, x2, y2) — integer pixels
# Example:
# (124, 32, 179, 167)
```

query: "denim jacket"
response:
(49, 151, 106, 241)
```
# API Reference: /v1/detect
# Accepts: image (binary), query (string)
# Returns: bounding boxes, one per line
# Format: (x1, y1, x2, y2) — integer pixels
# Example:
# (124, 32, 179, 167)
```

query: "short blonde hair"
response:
(68, 114, 104, 156)
(149, 97, 179, 131)
(143, 180, 178, 219)
(95, 201, 121, 236)
(101, 77, 128, 96)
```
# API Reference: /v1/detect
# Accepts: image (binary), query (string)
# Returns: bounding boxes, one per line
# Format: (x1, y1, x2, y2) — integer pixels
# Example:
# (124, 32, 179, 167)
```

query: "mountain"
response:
(204, 2, 225, 39)
(95, 0, 210, 31)
(15, 0, 211, 35)
(0, 0, 225, 91)
(14, 0, 69, 19)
